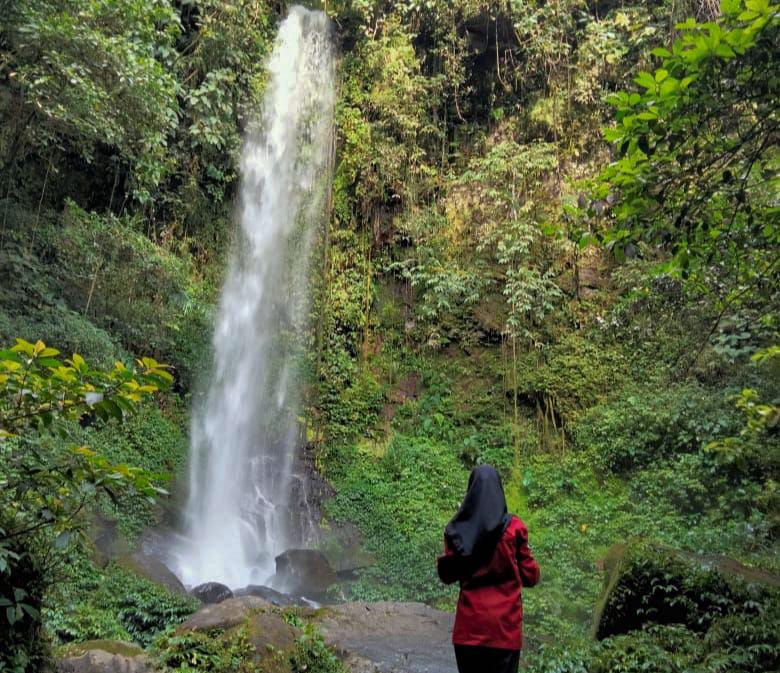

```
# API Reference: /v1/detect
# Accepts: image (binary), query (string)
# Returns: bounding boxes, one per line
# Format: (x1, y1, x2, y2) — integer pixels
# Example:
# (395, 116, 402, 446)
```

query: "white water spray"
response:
(173, 6, 335, 589)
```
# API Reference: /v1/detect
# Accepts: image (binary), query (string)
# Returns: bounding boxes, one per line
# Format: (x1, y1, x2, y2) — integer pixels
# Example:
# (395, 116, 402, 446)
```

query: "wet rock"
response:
(318, 602, 455, 673)
(57, 641, 156, 673)
(191, 581, 233, 604)
(233, 584, 305, 607)
(115, 552, 186, 595)
(593, 541, 780, 639)
(176, 596, 271, 633)
(270, 549, 337, 598)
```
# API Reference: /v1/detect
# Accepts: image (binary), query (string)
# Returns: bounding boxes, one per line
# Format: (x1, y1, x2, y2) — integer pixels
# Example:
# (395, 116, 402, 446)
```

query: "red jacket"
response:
(437, 515, 540, 650)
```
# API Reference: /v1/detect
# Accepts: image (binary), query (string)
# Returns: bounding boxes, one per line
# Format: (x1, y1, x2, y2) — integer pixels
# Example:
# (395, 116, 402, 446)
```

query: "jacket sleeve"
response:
(516, 523, 540, 588)
(437, 536, 467, 585)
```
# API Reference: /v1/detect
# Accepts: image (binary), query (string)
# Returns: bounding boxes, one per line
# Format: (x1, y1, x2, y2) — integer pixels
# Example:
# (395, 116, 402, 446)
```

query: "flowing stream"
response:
(172, 6, 335, 589)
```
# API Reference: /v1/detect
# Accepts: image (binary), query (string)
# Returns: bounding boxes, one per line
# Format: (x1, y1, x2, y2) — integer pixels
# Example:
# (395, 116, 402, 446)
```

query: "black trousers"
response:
(454, 645, 521, 673)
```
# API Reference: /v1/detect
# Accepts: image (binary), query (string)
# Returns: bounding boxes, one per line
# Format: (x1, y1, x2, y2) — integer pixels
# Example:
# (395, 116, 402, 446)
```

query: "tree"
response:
(0, 0, 180, 202)
(0, 338, 172, 671)
(593, 0, 779, 346)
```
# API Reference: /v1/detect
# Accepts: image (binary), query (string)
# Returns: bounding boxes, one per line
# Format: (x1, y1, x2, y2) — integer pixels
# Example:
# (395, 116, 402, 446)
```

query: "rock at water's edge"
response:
(234, 584, 305, 607)
(270, 549, 337, 598)
(191, 581, 233, 604)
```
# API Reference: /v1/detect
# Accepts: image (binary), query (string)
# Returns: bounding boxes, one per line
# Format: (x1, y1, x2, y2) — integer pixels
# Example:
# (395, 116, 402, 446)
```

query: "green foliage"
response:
(573, 382, 739, 472)
(528, 611, 780, 673)
(154, 621, 344, 673)
(0, 339, 172, 671)
(326, 432, 464, 603)
(333, 17, 439, 227)
(392, 140, 563, 346)
(60, 401, 189, 540)
(0, 536, 48, 673)
(289, 626, 347, 673)
(1, 0, 180, 200)
(53, 201, 212, 386)
(0, 307, 126, 370)
(517, 334, 628, 428)
(154, 626, 262, 672)
(594, 0, 779, 318)
(159, 0, 276, 222)
(594, 541, 775, 639)
(46, 557, 197, 648)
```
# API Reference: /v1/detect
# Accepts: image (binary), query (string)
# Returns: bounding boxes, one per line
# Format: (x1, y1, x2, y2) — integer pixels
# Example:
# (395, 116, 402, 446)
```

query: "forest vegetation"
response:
(0, 0, 778, 671)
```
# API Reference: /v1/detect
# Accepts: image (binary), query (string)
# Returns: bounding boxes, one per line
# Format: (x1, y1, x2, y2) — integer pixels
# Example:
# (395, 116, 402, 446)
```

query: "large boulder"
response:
(115, 552, 186, 595)
(175, 596, 299, 669)
(191, 582, 233, 604)
(233, 611, 298, 661)
(176, 596, 271, 633)
(270, 549, 337, 598)
(593, 541, 780, 639)
(318, 602, 456, 673)
(57, 641, 156, 673)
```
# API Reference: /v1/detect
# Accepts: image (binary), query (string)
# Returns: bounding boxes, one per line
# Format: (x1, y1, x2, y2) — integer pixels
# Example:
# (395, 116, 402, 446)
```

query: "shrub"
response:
(51, 202, 212, 388)
(0, 306, 125, 368)
(153, 626, 262, 672)
(289, 626, 346, 673)
(0, 534, 49, 673)
(573, 383, 739, 472)
(517, 334, 628, 428)
(45, 557, 197, 648)
(81, 402, 189, 539)
(593, 541, 775, 639)
(325, 433, 464, 603)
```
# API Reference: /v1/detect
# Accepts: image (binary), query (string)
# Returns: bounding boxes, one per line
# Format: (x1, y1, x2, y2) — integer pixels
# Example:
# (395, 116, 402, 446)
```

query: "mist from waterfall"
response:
(172, 6, 335, 589)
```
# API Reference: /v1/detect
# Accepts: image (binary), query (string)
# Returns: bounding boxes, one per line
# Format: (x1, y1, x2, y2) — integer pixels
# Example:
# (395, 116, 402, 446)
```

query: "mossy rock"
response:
(57, 640, 156, 673)
(176, 596, 274, 633)
(58, 640, 145, 658)
(593, 540, 780, 639)
(222, 612, 299, 670)
(165, 599, 300, 673)
(115, 552, 186, 595)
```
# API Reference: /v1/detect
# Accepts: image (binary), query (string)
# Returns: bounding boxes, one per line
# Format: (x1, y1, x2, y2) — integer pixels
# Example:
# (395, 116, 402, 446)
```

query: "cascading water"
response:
(172, 6, 335, 589)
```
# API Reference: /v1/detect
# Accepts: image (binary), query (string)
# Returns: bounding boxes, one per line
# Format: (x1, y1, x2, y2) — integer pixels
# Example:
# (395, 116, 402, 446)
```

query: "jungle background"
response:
(0, 0, 778, 671)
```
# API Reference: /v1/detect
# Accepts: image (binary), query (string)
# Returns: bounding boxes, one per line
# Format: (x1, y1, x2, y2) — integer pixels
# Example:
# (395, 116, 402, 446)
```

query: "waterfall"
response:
(172, 6, 335, 589)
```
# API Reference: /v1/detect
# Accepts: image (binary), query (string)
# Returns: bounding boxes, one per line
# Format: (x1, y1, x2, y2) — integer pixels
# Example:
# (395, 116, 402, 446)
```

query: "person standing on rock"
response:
(437, 464, 540, 673)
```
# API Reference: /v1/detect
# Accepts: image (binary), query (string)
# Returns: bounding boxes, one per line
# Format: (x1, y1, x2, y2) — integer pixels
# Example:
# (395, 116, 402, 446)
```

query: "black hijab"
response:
(445, 464, 510, 557)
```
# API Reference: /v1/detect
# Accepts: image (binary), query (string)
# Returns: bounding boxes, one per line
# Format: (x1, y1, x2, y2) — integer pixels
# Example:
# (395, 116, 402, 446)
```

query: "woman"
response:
(437, 464, 540, 673)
